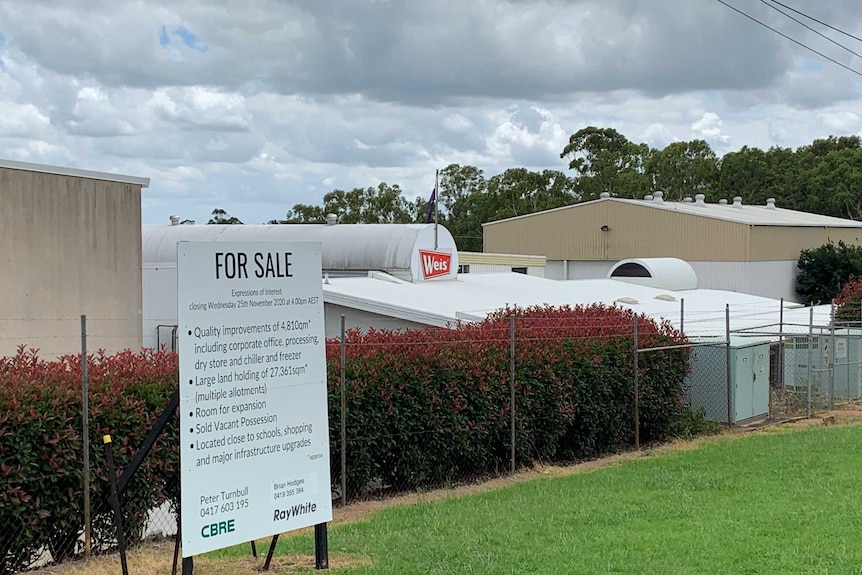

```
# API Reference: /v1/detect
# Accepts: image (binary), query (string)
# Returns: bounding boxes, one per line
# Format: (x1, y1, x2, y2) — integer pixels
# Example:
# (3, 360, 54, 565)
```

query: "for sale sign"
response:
(177, 241, 332, 557)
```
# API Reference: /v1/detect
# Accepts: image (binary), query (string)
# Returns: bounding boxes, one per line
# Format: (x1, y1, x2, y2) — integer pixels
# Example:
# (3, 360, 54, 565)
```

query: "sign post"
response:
(177, 241, 332, 559)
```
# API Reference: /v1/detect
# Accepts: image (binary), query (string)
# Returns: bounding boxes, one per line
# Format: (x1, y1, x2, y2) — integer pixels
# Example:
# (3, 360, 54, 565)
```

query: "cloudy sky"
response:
(1, 0, 861, 225)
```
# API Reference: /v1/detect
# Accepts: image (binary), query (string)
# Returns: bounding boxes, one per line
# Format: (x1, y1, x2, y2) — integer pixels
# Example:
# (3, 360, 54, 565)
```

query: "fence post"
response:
(679, 298, 684, 337)
(807, 306, 813, 418)
(779, 298, 785, 389)
(340, 315, 347, 507)
(830, 300, 836, 411)
(725, 304, 733, 426)
(81, 314, 91, 561)
(633, 314, 639, 451)
(509, 315, 516, 474)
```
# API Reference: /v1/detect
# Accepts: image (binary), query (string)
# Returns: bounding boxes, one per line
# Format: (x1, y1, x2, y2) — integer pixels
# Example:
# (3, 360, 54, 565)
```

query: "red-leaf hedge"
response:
(324, 304, 690, 496)
(0, 304, 689, 573)
(0, 347, 179, 575)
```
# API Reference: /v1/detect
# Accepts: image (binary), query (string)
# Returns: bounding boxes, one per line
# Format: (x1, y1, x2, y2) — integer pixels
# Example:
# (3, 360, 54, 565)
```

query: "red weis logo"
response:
(419, 250, 452, 279)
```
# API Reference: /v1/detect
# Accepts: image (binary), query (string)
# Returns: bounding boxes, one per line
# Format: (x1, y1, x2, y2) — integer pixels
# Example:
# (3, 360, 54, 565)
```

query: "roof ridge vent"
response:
(683, 196, 693, 203)
(694, 193, 706, 206)
(600, 192, 610, 199)
(644, 194, 654, 201)
(719, 199, 728, 205)
(325, 213, 338, 225)
(766, 198, 776, 210)
(652, 191, 664, 204)
(732, 196, 743, 208)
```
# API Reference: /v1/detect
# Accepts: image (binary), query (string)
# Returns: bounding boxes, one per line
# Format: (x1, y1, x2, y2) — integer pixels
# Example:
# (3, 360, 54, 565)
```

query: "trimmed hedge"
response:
(0, 347, 179, 575)
(325, 304, 690, 496)
(0, 304, 689, 573)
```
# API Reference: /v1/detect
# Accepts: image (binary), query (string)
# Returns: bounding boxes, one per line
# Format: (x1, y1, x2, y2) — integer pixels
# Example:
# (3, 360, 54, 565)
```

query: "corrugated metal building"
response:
(0, 159, 149, 358)
(482, 192, 862, 302)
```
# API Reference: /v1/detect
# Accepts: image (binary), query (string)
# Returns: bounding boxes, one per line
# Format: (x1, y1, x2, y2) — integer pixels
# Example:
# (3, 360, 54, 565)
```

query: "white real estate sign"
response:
(177, 241, 332, 557)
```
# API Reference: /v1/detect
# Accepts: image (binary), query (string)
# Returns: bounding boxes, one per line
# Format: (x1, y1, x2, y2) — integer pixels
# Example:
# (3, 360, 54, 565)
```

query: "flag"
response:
(424, 185, 436, 224)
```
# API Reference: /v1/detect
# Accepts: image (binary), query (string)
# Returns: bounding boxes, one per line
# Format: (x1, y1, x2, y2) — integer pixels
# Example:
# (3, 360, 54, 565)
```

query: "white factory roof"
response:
(0, 158, 150, 187)
(483, 194, 862, 228)
(323, 272, 832, 339)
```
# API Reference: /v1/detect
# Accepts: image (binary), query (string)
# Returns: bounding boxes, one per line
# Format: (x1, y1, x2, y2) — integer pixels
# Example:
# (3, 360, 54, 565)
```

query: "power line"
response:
(712, 0, 862, 77)
(760, 0, 862, 60)
(766, 0, 862, 44)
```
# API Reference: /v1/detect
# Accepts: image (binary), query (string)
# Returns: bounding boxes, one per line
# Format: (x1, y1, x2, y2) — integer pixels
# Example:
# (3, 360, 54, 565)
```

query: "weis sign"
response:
(419, 250, 452, 280)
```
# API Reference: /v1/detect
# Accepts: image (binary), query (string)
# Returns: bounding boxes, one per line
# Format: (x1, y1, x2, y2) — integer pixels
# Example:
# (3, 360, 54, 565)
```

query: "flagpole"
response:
(434, 169, 439, 250)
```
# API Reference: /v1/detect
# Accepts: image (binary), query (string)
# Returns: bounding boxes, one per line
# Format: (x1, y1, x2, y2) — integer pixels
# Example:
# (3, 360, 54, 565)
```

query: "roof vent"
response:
(644, 194, 654, 201)
(694, 193, 706, 206)
(732, 196, 743, 208)
(766, 198, 776, 210)
(325, 213, 338, 225)
(719, 199, 728, 205)
(655, 294, 677, 302)
(600, 192, 610, 199)
(169, 215, 180, 226)
(614, 297, 639, 305)
(652, 191, 664, 204)
(683, 197, 693, 203)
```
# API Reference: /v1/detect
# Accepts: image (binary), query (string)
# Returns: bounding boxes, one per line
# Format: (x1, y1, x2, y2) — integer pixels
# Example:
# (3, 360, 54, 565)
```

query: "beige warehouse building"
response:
(0, 159, 149, 358)
(482, 192, 862, 302)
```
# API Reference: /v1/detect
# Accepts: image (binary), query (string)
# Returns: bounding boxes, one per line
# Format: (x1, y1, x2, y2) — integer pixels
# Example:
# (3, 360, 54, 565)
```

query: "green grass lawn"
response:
(209, 425, 862, 574)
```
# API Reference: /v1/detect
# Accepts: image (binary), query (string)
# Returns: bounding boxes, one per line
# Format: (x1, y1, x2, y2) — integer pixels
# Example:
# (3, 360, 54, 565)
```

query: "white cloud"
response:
(0, 102, 51, 137)
(0, 0, 861, 227)
(691, 112, 731, 147)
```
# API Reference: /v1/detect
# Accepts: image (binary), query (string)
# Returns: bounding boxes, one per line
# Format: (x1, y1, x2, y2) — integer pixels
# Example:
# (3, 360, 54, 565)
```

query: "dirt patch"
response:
(33, 548, 370, 575)
(23, 411, 862, 575)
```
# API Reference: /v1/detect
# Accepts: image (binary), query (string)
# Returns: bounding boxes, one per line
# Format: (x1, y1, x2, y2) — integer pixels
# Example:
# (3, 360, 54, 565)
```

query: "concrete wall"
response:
(0, 168, 143, 358)
(689, 261, 801, 302)
(545, 260, 615, 281)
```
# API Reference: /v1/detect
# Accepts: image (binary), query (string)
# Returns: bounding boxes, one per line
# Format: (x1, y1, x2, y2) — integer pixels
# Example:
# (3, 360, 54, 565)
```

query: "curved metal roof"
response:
(607, 257, 698, 291)
(142, 223, 453, 272)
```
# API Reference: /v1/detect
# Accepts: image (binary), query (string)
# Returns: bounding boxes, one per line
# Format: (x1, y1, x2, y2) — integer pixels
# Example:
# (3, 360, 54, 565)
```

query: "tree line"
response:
(206, 128, 862, 252)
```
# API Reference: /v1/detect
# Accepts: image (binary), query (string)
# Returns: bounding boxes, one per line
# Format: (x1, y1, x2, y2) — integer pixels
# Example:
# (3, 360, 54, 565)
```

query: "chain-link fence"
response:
(2, 303, 857, 574)
(755, 302, 862, 420)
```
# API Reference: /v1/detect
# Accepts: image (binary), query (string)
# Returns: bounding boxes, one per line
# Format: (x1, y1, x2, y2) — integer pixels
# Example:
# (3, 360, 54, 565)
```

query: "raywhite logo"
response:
(419, 250, 451, 279)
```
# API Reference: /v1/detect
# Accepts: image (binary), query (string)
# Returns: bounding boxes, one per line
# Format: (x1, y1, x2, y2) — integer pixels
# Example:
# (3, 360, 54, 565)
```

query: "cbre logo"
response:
(419, 250, 452, 280)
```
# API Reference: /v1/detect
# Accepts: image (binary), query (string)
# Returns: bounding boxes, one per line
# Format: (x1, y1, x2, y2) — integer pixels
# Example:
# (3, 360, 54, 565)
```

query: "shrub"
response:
(326, 304, 690, 497)
(796, 240, 862, 305)
(1, 304, 691, 572)
(0, 347, 178, 574)
(834, 276, 862, 326)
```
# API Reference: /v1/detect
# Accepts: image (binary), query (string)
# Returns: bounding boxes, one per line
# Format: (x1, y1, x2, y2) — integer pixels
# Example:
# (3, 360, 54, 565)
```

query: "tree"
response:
(646, 140, 718, 202)
(272, 204, 325, 224)
(716, 145, 770, 205)
(796, 241, 862, 305)
(560, 127, 650, 200)
(800, 135, 862, 158)
(271, 183, 413, 225)
(207, 208, 243, 224)
(485, 168, 576, 221)
(805, 148, 862, 220)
